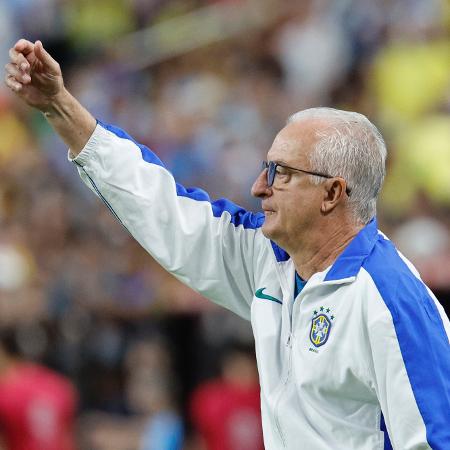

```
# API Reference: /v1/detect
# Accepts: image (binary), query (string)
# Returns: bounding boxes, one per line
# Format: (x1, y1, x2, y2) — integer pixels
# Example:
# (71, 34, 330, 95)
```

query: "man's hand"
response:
(5, 39, 64, 112)
(4, 38, 96, 155)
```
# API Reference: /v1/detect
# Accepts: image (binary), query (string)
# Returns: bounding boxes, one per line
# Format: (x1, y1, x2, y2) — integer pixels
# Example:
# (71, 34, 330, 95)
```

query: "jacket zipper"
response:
(271, 249, 297, 449)
(274, 332, 293, 448)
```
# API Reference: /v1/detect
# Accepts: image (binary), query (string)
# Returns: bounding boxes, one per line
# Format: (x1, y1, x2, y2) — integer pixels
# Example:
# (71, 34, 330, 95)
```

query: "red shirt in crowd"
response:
(190, 379, 264, 450)
(0, 363, 77, 450)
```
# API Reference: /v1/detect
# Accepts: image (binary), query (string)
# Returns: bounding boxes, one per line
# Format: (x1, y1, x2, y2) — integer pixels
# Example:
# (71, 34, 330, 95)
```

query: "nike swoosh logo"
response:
(255, 288, 282, 305)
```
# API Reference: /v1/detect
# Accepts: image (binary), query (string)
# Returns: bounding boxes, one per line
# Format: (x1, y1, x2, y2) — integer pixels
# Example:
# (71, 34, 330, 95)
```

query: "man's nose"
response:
(251, 169, 272, 198)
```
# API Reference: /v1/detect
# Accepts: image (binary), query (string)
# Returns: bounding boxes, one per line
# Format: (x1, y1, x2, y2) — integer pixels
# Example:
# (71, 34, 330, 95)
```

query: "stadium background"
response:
(0, 0, 449, 448)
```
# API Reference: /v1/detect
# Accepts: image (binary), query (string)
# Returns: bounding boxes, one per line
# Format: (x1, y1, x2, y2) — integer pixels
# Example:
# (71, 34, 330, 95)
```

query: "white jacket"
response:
(71, 121, 450, 450)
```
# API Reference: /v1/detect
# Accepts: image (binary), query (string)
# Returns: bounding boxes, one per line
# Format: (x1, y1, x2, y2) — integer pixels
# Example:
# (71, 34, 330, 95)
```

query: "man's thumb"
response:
(34, 40, 59, 72)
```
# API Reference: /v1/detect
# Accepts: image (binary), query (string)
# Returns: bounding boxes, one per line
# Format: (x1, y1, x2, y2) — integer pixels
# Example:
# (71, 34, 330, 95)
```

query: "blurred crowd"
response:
(0, 0, 449, 448)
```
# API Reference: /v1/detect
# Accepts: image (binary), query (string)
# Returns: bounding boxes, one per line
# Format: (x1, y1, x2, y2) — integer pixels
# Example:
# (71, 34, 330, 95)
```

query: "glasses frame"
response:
(261, 161, 351, 195)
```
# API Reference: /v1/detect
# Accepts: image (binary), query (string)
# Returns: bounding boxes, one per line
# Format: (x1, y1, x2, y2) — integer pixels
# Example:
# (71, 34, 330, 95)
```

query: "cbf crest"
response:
(309, 306, 335, 348)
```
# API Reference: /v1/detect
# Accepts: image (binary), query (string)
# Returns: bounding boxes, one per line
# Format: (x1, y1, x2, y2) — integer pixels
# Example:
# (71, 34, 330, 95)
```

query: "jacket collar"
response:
(271, 218, 380, 283)
(324, 217, 379, 282)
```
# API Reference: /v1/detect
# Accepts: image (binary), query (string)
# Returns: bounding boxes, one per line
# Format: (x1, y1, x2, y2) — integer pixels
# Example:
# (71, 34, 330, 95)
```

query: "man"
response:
(5, 39, 450, 449)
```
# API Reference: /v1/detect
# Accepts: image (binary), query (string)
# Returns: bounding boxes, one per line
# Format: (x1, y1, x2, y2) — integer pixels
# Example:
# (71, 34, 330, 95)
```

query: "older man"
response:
(5, 39, 450, 450)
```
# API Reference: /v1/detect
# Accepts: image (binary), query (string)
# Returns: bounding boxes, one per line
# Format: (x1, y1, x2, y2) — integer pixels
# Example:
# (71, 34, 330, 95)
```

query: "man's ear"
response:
(320, 178, 346, 213)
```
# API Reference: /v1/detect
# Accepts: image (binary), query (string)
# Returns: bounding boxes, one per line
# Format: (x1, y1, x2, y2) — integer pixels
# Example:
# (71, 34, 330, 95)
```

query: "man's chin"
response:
(261, 221, 277, 240)
(261, 218, 287, 248)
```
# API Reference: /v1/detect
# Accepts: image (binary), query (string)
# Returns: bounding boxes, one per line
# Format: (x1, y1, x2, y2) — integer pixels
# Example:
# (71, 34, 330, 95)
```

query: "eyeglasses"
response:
(261, 161, 351, 195)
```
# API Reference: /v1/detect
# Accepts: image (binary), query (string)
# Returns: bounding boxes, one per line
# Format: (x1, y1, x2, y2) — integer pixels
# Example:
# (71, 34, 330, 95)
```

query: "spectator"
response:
(190, 342, 263, 450)
(0, 327, 78, 450)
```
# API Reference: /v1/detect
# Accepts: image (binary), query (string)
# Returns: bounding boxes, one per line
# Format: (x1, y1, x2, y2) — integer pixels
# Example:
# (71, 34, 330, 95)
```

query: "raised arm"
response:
(5, 39, 269, 320)
(4, 39, 95, 155)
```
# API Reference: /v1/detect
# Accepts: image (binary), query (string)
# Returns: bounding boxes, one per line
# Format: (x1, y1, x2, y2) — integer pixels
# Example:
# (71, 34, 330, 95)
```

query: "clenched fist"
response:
(4, 38, 95, 154)
(4, 39, 64, 112)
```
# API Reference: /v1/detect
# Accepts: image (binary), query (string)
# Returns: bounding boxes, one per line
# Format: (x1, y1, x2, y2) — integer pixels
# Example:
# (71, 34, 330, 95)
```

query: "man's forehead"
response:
(267, 118, 327, 161)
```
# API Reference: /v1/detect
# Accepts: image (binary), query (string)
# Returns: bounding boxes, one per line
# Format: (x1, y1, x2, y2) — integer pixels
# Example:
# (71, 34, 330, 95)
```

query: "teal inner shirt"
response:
(294, 272, 307, 299)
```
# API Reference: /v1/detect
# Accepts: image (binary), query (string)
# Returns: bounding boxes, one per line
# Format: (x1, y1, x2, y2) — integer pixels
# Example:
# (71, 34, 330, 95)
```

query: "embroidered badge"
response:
(309, 307, 335, 348)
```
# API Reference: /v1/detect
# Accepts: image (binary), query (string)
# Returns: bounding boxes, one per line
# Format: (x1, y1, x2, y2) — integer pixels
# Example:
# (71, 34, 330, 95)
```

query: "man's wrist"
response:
(41, 87, 96, 155)
(42, 87, 70, 117)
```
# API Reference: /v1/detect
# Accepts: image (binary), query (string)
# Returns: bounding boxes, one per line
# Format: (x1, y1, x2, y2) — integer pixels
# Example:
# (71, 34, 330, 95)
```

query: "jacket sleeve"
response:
(368, 282, 450, 450)
(70, 121, 268, 320)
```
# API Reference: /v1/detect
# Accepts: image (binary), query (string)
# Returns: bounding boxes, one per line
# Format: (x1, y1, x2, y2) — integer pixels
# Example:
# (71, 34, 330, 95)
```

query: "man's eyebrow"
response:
(271, 159, 293, 166)
(267, 156, 285, 164)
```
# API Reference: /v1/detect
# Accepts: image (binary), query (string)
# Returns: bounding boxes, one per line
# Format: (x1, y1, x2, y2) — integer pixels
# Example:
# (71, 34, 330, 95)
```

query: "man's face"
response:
(251, 118, 326, 251)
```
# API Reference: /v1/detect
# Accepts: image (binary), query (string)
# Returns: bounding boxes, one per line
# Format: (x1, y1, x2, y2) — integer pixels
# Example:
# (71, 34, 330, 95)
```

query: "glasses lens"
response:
(261, 161, 276, 186)
(267, 161, 275, 187)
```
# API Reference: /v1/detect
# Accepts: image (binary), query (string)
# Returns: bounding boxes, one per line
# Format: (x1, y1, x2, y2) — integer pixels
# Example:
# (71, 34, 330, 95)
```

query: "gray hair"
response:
(287, 107, 386, 224)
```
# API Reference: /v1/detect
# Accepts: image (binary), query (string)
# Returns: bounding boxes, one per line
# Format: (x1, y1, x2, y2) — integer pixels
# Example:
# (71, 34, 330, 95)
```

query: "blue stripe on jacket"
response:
(364, 236, 450, 449)
(98, 121, 265, 230)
